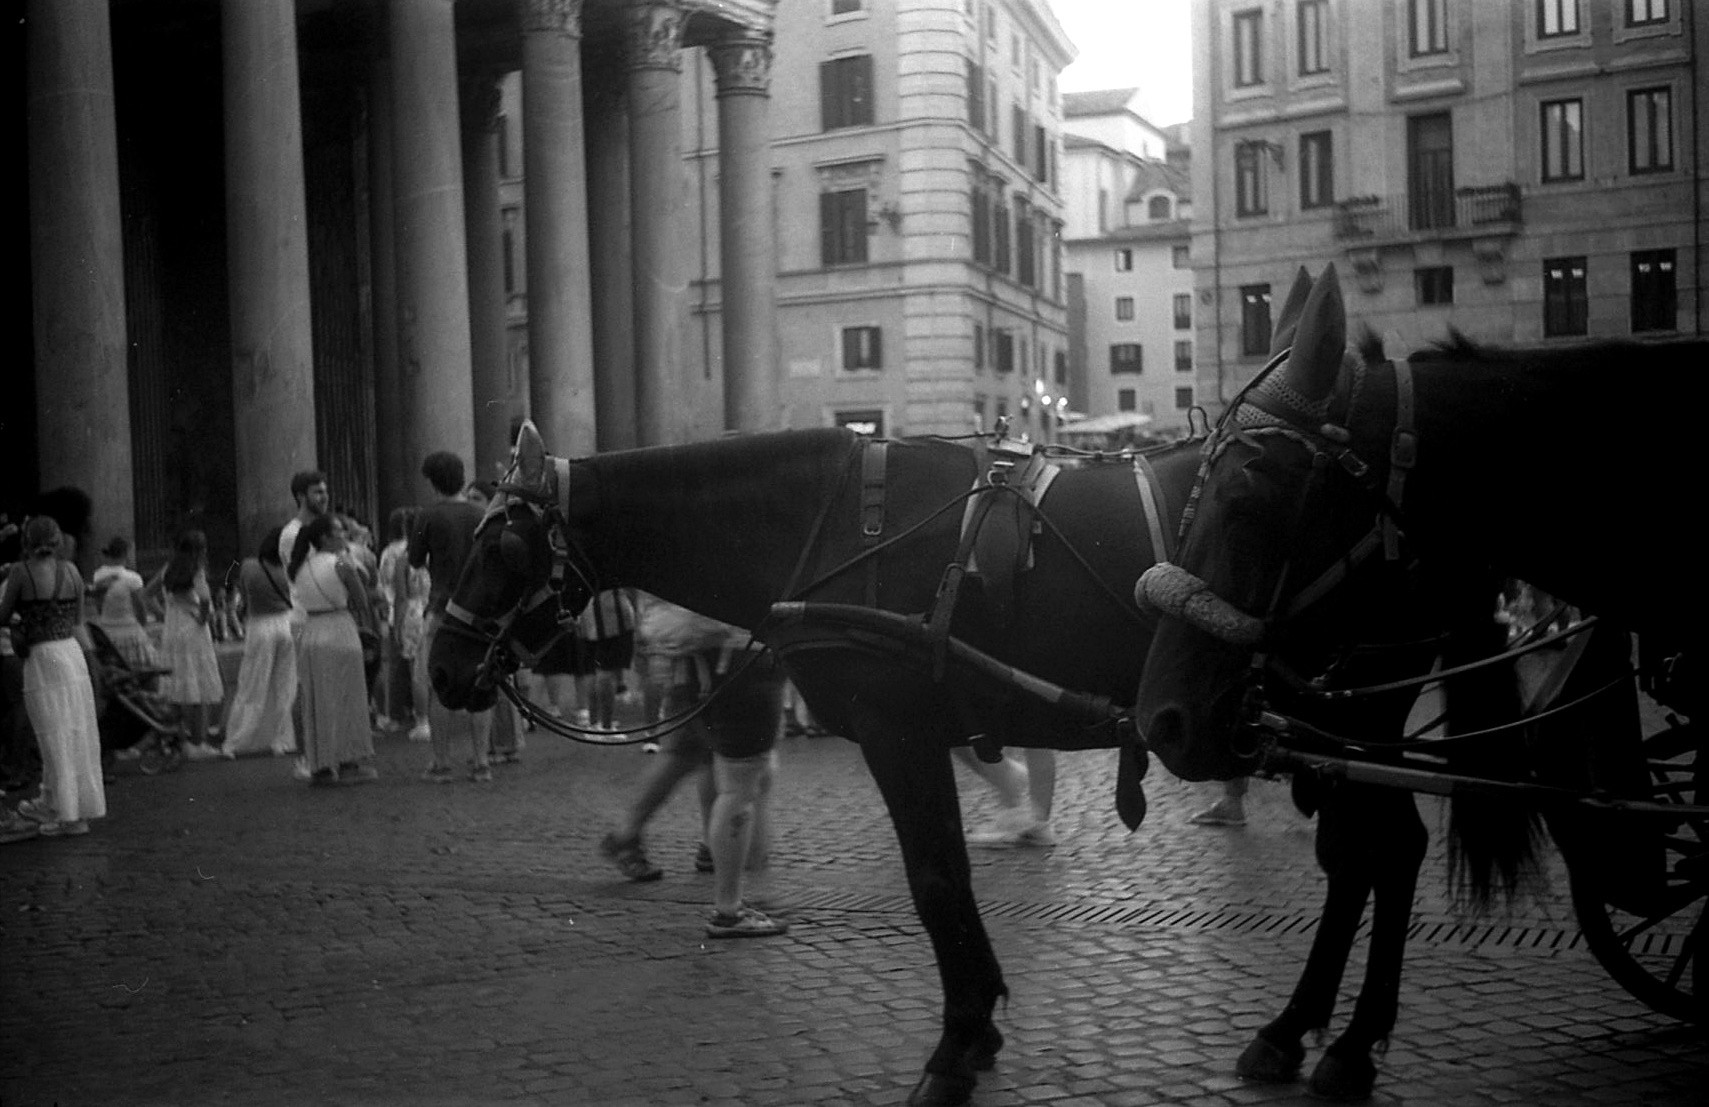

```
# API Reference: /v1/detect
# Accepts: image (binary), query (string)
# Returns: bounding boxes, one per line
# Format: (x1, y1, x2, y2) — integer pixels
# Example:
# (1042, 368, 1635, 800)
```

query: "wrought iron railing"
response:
(1332, 183, 1521, 242)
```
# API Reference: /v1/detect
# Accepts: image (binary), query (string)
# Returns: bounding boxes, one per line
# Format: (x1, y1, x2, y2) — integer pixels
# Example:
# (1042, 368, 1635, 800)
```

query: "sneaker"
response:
(642, 742, 660, 754)
(420, 765, 456, 784)
(184, 742, 221, 762)
(600, 832, 663, 883)
(308, 767, 339, 786)
(1189, 802, 1246, 828)
(339, 764, 379, 784)
(15, 799, 54, 825)
(39, 819, 90, 837)
(0, 811, 39, 844)
(376, 718, 404, 734)
(468, 765, 494, 783)
(407, 723, 432, 743)
(705, 905, 788, 939)
(114, 747, 141, 762)
(966, 805, 1046, 847)
(292, 759, 312, 781)
(493, 750, 522, 765)
(573, 709, 592, 728)
(694, 842, 716, 873)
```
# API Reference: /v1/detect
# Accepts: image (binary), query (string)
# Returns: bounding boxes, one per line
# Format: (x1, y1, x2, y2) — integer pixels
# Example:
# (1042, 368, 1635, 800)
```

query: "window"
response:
(1541, 99, 1584, 182)
(842, 326, 882, 370)
(1033, 125, 1048, 181)
(1627, 0, 1668, 26)
(973, 324, 984, 369)
(1628, 88, 1673, 174)
(967, 60, 984, 129)
(1298, 0, 1329, 75)
(1115, 297, 1135, 321)
(1110, 344, 1143, 374)
(1235, 141, 1269, 216)
(1233, 9, 1264, 87)
(835, 409, 885, 436)
(1015, 199, 1035, 287)
(1013, 106, 1028, 163)
(1240, 283, 1272, 356)
(501, 207, 520, 295)
(1172, 245, 1191, 269)
(1537, 0, 1579, 37)
(983, 4, 996, 42)
(1175, 340, 1194, 372)
(832, 0, 865, 13)
(1054, 350, 1067, 384)
(1114, 248, 1134, 272)
(496, 114, 513, 178)
(993, 194, 1011, 273)
(1299, 131, 1333, 209)
(1631, 249, 1677, 332)
(994, 329, 1015, 373)
(971, 179, 991, 264)
(820, 189, 869, 266)
(821, 55, 874, 130)
(1172, 294, 1192, 330)
(1415, 266, 1454, 305)
(1175, 387, 1195, 410)
(1408, 112, 1455, 230)
(1543, 257, 1588, 337)
(1409, 0, 1448, 56)
(1148, 195, 1172, 220)
(1117, 389, 1137, 412)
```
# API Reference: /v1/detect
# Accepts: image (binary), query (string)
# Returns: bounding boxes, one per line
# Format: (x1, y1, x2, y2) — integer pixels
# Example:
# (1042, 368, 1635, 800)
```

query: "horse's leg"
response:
(1237, 779, 1373, 1084)
(1308, 789, 1427, 1101)
(855, 710, 1006, 1107)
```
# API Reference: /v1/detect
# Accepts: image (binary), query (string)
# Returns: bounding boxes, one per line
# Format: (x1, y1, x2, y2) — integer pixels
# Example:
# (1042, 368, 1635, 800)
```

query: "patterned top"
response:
(12, 562, 80, 647)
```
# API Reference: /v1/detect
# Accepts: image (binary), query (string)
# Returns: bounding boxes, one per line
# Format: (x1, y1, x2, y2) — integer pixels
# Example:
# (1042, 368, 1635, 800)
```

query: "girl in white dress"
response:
(147, 530, 225, 758)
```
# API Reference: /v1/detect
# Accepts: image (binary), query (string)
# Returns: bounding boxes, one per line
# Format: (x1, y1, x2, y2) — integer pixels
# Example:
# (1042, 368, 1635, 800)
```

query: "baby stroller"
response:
(86, 624, 186, 774)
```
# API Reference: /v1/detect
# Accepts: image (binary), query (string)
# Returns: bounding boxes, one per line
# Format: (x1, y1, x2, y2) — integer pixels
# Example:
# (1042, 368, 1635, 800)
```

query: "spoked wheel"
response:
(138, 732, 186, 776)
(1567, 710, 1704, 1024)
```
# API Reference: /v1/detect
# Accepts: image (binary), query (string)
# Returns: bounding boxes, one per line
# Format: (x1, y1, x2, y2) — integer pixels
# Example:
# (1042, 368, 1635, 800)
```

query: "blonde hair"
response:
(22, 516, 62, 559)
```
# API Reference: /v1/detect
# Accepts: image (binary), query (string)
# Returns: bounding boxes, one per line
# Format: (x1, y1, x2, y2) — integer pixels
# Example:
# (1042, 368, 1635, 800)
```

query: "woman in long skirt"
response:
(0, 516, 104, 839)
(148, 529, 225, 759)
(221, 526, 298, 757)
(288, 515, 378, 785)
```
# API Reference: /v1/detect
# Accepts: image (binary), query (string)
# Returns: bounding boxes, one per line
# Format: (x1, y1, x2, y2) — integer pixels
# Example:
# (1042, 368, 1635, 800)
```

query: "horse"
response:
(1133, 264, 1701, 1096)
(429, 419, 1198, 1106)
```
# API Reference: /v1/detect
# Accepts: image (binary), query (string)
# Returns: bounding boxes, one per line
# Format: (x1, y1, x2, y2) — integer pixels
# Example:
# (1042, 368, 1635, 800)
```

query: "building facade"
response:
(1190, 0, 1706, 417)
(1060, 91, 1196, 439)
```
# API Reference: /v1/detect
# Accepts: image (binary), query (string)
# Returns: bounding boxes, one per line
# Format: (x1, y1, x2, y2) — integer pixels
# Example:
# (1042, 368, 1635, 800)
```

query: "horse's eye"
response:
(498, 528, 532, 573)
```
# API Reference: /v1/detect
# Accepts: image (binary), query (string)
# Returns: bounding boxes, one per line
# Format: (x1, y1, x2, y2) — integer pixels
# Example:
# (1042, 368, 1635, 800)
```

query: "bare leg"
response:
(709, 752, 769, 916)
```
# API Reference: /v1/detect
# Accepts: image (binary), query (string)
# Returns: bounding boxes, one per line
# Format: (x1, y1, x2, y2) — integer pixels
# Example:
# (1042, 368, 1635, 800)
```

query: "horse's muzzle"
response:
(1135, 563, 1265, 648)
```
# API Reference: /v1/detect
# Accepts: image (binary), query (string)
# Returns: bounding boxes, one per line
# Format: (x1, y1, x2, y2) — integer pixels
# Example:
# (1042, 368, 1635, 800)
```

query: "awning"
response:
(1056, 412, 1154, 436)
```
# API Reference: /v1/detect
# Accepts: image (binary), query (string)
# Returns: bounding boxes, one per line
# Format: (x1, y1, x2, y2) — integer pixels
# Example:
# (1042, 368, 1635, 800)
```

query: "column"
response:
(390, 0, 475, 482)
(584, 63, 636, 452)
(625, 3, 687, 446)
(521, 0, 596, 459)
(26, 0, 132, 563)
(368, 37, 409, 521)
(709, 33, 778, 433)
(463, 71, 512, 483)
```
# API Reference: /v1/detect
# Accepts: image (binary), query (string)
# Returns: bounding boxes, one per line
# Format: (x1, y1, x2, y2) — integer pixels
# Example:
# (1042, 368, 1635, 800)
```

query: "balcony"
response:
(1332, 183, 1521, 244)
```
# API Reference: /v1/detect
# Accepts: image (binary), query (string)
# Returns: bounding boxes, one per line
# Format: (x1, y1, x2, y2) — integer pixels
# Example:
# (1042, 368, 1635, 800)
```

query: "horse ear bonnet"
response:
(514, 420, 549, 496)
(1269, 266, 1315, 358)
(1262, 263, 1344, 419)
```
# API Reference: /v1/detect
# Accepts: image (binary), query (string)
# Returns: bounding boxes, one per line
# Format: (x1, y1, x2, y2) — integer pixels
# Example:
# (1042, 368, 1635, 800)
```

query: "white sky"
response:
(1047, 0, 1194, 126)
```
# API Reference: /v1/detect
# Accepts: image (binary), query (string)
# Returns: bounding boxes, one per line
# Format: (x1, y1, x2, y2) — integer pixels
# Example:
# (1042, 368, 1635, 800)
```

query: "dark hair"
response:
(163, 529, 208, 593)
(387, 506, 417, 544)
(258, 525, 285, 567)
(22, 516, 63, 559)
(421, 452, 466, 497)
(287, 514, 337, 581)
(102, 535, 130, 560)
(289, 470, 327, 502)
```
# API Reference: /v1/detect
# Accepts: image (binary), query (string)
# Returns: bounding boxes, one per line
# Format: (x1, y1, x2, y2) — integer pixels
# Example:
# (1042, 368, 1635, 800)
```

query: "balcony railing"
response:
(1332, 183, 1521, 243)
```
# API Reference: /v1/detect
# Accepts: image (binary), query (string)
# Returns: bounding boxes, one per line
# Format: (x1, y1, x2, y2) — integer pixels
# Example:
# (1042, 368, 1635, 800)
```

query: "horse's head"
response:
(1133, 264, 1401, 779)
(429, 421, 595, 711)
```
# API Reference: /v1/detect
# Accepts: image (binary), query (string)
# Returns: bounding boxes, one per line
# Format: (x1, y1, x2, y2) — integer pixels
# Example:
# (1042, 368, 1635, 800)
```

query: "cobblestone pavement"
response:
(2, 718, 1703, 1106)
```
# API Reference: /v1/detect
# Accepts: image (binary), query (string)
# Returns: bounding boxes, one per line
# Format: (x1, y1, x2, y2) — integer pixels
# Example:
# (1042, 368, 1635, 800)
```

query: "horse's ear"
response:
(1269, 266, 1314, 358)
(513, 420, 548, 496)
(1283, 263, 1345, 404)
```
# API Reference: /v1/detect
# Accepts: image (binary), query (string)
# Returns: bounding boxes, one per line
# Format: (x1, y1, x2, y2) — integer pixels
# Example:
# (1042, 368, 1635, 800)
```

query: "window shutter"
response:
(852, 55, 873, 125)
(820, 192, 836, 265)
(820, 61, 836, 130)
(870, 327, 883, 369)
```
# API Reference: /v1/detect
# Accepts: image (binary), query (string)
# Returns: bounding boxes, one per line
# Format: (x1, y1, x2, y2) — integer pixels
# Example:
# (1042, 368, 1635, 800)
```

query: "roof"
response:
(1124, 158, 1193, 202)
(1062, 88, 1142, 118)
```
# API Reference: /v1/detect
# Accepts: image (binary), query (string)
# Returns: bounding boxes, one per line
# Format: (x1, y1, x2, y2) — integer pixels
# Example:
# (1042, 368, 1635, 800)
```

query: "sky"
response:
(1046, 0, 1194, 126)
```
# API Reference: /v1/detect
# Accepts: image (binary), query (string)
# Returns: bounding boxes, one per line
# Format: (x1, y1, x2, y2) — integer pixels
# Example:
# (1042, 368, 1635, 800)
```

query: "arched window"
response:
(1147, 195, 1172, 221)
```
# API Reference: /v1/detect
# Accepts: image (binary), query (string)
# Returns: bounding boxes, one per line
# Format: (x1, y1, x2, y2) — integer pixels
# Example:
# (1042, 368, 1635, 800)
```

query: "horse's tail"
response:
(1442, 594, 1546, 915)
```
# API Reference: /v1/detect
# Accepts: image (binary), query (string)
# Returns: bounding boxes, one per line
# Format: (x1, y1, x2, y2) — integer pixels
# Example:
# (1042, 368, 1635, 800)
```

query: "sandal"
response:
(705, 905, 788, 939)
(600, 832, 663, 883)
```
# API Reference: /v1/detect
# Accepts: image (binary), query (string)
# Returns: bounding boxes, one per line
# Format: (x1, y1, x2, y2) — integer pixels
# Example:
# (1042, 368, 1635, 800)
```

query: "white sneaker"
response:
(184, 743, 221, 762)
(292, 759, 312, 781)
(573, 709, 592, 728)
(966, 805, 1043, 847)
(407, 723, 431, 743)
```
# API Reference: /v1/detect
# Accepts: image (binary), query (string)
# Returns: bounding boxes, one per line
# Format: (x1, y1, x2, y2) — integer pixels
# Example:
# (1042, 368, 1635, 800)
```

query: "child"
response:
(377, 507, 430, 738)
(147, 530, 226, 760)
(90, 536, 158, 669)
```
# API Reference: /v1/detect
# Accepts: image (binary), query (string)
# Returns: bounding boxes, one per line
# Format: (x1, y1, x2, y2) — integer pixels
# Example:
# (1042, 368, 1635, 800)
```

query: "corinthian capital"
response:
(709, 33, 773, 98)
(521, 0, 583, 36)
(625, 3, 685, 73)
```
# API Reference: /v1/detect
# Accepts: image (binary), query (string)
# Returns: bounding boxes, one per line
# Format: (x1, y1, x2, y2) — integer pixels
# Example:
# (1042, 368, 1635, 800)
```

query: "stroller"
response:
(87, 624, 186, 774)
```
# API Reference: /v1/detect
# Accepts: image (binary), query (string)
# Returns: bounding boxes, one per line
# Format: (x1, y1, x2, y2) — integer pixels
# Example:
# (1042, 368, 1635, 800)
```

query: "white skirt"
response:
(221, 612, 298, 756)
(24, 638, 106, 824)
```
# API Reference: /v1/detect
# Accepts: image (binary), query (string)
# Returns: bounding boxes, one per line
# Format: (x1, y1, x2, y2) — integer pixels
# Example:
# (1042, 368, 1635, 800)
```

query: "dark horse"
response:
(430, 419, 1197, 1105)
(1135, 264, 1702, 1096)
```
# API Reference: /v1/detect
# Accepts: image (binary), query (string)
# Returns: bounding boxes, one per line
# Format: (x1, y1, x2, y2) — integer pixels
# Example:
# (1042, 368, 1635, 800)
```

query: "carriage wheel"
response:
(138, 737, 171, 776)
(1567, 711, 1705, 1024)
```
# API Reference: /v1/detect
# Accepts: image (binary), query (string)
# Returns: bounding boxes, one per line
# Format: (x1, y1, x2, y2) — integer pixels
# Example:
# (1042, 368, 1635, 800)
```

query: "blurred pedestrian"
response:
(288, 514, 379, 785)
(1190, 777, 1248, 828)
(1, 516, 104, 839)
(147, 529, 225, 759)
(376, 506, 428, 737)
(576, 588, 637, 732)
(410, 451, 494, 783)
(957, 745, 1058, 847)
(89, 535, 158, 669)
(220, 526, 298, 758)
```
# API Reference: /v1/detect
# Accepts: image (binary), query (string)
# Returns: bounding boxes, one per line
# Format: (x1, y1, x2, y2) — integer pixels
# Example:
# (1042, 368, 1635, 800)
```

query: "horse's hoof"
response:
(1306, 1049, 1376, 1101)
(906, 1070, 975, 1107)
(966, 1020, 1004, 1070)
(1235, 1033, 1305, 1083)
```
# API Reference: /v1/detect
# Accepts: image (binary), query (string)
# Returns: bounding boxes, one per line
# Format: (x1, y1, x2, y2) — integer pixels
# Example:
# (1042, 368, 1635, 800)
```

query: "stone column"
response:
(221, 0, 318, 556)
(521, 0, 596, 459)
(709, 33, 778, 433)
(390, 0, 475, 485)
(463, 72, 512, 484)
(26, 0, 132, 562)
(625, 3, 687, 446)
(584, 65, 636, 452)
(367, 37, 409, 521)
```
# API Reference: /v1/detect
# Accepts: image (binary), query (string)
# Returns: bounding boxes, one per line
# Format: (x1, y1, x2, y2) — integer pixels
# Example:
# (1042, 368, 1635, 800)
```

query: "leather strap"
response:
(1131, 454, 1174, 564)
(1383, 359, 1416, 561)
(860, 440, 888, 541)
